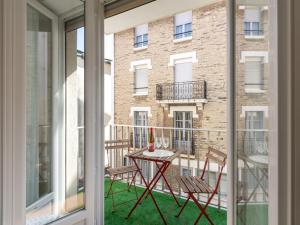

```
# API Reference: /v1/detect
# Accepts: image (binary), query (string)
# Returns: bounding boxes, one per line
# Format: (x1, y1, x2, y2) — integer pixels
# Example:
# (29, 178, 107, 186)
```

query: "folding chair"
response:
(175, 147, 227, 225)
(105, 139, 139, 212)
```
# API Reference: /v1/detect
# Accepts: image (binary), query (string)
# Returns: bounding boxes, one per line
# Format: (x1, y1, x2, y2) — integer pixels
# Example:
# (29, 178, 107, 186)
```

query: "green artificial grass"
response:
(237, 203, 268, 225)
(104, 178, 227, 225)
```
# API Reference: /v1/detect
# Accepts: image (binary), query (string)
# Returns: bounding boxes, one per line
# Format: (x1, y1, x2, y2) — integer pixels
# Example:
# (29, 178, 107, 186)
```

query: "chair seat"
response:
(176, 176, 213, 194)
(107, 165, 138, 176)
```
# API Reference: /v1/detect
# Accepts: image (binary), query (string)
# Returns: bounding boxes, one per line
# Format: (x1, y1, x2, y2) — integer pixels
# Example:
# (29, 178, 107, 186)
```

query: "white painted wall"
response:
(0, 0, 3, 222)
(104, 0, 219, 34)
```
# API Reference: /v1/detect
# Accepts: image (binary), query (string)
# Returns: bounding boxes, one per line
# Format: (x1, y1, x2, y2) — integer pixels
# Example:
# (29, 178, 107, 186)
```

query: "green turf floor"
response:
(104, 179, 227, 225)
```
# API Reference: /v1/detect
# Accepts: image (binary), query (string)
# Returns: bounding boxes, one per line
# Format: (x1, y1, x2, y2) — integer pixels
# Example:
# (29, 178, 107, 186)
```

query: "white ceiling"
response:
(104, 0, 219, 34)
(39, 0, 83, 15)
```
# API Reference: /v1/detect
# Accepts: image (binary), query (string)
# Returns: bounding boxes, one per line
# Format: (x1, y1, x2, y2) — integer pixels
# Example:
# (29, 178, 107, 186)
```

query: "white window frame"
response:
(168, 51, 198, 67)
(240, 51, 269, 64)
(240, 51, 268, 93)
(168, 106, 198, 118)
(239, 5, 267, 39)
(129, 106, 152, 117)
(0, 0, 296, 225)
(130, 59, 152, 96)
(244, 57, 265, 93)
(241, 106, 269, 118)
(134, 23, 148, 50)
(173, 11, 193, 42)
(133, 66, 149, 95)
(0, 0, 103, 224)
(129, 59, 152, 72)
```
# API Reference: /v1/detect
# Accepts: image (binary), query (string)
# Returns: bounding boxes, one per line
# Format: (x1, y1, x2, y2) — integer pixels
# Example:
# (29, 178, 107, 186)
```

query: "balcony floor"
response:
(104, 178, 227, 225)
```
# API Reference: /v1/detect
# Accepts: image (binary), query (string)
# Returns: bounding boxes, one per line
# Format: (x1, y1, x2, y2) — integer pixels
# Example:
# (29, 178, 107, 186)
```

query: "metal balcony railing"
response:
(156, 80, 207, 101)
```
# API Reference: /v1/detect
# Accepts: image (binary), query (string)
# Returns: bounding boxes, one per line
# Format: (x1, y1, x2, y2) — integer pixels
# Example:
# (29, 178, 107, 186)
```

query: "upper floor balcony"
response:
(156, 81, 208, 109)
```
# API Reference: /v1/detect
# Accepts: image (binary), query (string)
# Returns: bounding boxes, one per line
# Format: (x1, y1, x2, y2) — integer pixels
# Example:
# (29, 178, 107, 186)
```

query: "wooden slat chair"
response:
(105, 139, 139, 212)
(175, 147, 227, 225)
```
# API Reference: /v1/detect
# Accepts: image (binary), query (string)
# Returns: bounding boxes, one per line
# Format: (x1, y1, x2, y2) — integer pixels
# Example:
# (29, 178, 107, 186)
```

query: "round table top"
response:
(142, 149, 174, 158)
(248, 155, 269, 165)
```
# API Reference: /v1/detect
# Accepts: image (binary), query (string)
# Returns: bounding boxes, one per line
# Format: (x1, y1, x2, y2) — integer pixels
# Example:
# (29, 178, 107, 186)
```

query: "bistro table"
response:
(126, 148, 182, 225)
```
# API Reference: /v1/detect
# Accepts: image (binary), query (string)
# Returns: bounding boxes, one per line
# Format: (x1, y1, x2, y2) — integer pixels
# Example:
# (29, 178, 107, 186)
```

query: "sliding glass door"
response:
(234, 0, 271, 224)
(26, 2, 86, 224)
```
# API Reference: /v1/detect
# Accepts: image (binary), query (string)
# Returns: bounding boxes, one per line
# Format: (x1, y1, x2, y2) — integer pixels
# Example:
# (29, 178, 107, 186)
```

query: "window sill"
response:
(245, 89, 266, 94)
(133, 92, 148, 96)
(244, 35, 265, 40)
(133, 46, 148, 52)
(173, 36, 192, 43)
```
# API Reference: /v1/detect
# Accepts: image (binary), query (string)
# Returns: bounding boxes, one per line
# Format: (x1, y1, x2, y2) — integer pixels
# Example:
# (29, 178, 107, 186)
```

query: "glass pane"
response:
(26, 2, 85, 224)
(65, 24, 85, 213)
(235, 1, 269, 225)
(26, 5, 52, 203)
(26, 5, 54, 223)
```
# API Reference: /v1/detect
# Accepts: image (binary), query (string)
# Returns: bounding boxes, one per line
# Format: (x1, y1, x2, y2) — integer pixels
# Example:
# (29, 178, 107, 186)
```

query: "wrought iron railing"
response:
(107, 124, 227, 208)
(156, 80, 207, 101)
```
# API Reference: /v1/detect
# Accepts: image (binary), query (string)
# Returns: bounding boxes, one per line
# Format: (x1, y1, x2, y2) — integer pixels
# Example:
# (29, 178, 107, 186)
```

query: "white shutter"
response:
(244, 8, 260, 22)
(175, 62, 192, 82)
(175, 11, 192, 26)
(245, 59, 262, 89)
(135, 68, 148, 92)
(135, 24, 148, 36)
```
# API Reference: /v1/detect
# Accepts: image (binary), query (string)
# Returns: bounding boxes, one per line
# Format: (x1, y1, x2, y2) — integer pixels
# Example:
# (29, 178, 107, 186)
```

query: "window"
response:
(134, 24, 148, 48)
(244, 57, 264, 91)
(134, 66, 148, 94)
(182, 167, 192, 176)
(174, 60, 193, 99)
(173, 111, 193, 154)
(134, 111, 148, 148)
(244, 8, 263, 36)
(26, 5, 53, 210)
(26, 4, 85, 224)
(244, 111, 265, 155)
(174, 11, 192, 39)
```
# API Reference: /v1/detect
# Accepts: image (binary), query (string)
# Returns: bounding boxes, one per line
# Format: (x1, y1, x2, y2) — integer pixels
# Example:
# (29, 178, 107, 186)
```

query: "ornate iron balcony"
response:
(156, 81, 207, 101)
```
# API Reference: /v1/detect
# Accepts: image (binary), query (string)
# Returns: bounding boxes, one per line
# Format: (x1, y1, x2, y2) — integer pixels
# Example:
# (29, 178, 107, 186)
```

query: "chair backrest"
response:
(105, 139, 130, 151)
(105, 139, 130, 168)
(201, 147, 227, 192)
(206, 147, 227, 167)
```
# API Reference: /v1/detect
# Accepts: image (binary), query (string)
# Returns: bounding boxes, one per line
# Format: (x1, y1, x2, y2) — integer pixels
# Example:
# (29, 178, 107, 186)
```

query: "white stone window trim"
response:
(240, 51, 269, 64)
(129, 107, 152, 117)
(168, 106, 198, 118)
(245, 35, 265, 40)
(133, 45, 148, 52)
(245, 89, 266, 94)
(168, 51, 198, 67)
(238, 5, 269, 11)
(240, 106, 269, 118)
(133, 92, 148, 96)
(129, 59, 152, 72)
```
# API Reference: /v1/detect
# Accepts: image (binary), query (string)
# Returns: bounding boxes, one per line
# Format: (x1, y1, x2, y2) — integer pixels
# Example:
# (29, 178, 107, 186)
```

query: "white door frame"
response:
(0, 0, 104, 224)
(1, 0, 299, 225)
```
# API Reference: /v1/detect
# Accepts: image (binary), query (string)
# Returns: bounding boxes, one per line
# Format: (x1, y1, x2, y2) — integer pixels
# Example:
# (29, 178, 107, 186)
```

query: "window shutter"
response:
(244, 8, 261, 22)
(135, 24, 148, 36)
(175, 11, 192, 26)
(135, 68, 148, 92)
(245, 60, 262, 89)
(175, 62, 192, 82)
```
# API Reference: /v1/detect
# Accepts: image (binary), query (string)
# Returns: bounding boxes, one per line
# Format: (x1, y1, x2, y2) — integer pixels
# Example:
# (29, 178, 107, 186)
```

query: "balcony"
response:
(156, 81, 207, 110)
(105, 125, 269, 225)
(104, 178, 226, 225)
